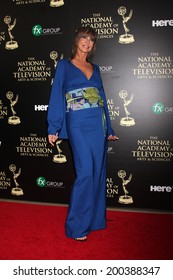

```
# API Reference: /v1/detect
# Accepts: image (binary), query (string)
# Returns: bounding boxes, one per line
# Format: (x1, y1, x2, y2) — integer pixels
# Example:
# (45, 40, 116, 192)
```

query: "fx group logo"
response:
(152, 102, 165, 114)
(32, 25, 43, 36)
(36, 177, 47, 187)
(32, 25, 62, 36)
(36, 177, 64, 188)
(152, 102, 173, 114)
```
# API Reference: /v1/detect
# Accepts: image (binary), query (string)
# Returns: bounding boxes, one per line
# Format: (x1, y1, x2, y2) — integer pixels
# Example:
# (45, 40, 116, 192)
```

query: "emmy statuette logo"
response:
(9, 164, 24, 196)
(118, 170, 133, 204)
(6, 91, 21, 125)
(119, 90, 135, 126)
(53, 140, 67, 163)
(4, 15, 18, 50)
(50, 51, 64, 85)
(118, 6, 135, 44)
(50, 0, 64, 7)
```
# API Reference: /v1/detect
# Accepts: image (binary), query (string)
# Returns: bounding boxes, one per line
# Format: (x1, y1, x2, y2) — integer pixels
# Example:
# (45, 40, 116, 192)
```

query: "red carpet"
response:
(0, 201, 173, 260)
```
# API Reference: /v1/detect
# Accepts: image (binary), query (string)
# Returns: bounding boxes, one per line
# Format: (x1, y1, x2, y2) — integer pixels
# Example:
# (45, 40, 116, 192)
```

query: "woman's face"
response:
(76, 35, 94, 54)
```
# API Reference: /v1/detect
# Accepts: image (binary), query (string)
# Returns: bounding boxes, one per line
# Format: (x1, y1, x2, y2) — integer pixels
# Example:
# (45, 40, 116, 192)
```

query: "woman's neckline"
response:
(69, 59, 94, 81)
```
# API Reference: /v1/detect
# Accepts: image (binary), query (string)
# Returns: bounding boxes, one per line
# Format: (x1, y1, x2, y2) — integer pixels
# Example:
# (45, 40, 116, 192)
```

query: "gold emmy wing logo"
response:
(118, 170, 133, 204)
(4, 15, 18, 50)
(6, 91, 21, 125)
(9, 164, 24, 196)
(119, 90, 135, 126)
(118, 6, 135, 44)
(50, 0, 64, 7)
(53, 140, 67, 163)
(50, 51, 64, 84)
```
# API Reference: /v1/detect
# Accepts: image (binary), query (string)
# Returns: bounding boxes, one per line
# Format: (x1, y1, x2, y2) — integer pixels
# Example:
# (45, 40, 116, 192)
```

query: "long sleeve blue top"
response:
(47, 58, 115, 139)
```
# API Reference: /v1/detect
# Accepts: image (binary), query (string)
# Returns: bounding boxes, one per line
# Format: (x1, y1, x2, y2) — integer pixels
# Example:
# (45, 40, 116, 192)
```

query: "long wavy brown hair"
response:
(70, 27, 98, 62)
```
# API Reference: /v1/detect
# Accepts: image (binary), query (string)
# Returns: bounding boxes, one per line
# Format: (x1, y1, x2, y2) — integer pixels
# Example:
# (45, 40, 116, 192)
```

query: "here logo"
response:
(150, 185, 172, 192)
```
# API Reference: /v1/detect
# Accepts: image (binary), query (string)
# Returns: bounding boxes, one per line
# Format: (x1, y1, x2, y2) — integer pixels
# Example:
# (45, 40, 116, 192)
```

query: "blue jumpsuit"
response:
(47, 58, 115, 238)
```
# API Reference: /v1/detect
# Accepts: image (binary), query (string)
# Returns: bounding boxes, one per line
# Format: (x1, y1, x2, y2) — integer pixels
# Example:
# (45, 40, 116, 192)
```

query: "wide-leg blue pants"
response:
(65, 107, 107, 238)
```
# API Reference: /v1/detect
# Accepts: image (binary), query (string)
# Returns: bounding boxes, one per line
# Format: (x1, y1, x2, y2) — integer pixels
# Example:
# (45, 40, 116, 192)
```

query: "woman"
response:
(47, 27, 118, 241)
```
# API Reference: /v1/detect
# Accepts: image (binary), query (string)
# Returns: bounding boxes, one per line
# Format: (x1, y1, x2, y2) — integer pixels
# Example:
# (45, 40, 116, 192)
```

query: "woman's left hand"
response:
(108, 135, 119, 141)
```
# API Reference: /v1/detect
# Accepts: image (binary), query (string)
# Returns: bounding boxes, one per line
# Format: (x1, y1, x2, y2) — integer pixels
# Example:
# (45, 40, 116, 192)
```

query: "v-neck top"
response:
(69, 60, 94, 81)
(47, 58, 115, 138)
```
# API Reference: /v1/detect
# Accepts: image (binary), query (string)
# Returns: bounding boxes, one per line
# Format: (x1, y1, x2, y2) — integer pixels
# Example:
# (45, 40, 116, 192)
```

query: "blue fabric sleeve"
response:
(97, 65, 116, 136)
(47, 60, 67, 138)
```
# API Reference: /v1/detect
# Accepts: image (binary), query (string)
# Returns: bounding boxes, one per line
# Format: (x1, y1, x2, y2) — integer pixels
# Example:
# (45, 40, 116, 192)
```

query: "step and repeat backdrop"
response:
(0, 0, 172, 212)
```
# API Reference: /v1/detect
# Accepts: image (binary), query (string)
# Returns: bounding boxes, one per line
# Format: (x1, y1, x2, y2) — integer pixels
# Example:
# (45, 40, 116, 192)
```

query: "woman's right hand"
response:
(48, 133, 58, 146)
